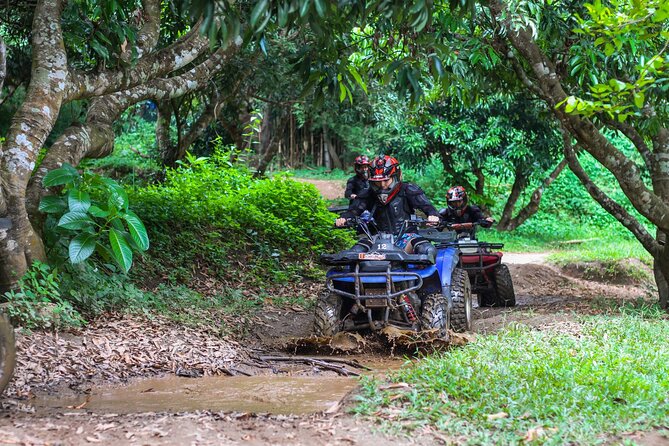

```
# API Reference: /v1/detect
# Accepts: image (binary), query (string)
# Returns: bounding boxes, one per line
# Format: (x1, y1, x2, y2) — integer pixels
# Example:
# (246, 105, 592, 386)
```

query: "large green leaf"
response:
(43, 164, 80, 187)
(123, 211, 150, 251)
(69, 233, 97, 264)
(109, 228, 133, 272)
(38, 196, 67, 214)
(58, 211, 94, 230)
(68, 189, 91, 213)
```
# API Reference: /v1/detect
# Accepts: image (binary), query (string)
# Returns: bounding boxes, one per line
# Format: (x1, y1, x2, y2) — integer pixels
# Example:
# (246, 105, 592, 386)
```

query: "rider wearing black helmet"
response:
(439, 186, 494, 233)
(336, 155, 439, 256)
(344, 155, 370, 203)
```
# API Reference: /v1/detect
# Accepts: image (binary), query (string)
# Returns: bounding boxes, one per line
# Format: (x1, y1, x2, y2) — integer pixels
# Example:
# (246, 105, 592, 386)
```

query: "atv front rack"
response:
(326, 263, 424, 300)
(320, 251, 434, 266)
(328, 265, 424, 330)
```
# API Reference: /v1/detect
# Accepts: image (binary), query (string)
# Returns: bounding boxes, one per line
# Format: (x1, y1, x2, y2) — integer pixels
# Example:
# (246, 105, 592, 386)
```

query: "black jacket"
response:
(343, 183, 439, 234)
(344, 175, 369, 199)
(439, 205, 492, 228)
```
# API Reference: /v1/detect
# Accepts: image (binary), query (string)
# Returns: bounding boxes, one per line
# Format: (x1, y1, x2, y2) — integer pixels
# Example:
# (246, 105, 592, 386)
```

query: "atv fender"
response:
(420, 246, 459, 302)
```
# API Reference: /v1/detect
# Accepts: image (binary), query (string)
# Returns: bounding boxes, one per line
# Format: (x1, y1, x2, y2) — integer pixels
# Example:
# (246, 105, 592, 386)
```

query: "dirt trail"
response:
(0, 180, 658, 445)
(0, 259, 655, 445)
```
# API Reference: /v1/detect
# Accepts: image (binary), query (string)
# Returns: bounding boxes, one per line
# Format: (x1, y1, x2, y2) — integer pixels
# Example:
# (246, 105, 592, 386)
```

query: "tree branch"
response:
(27, 45, 240, 218)
(498, 158, 567, 231)
(562, 132, 659, 256)
(65, 24, 208, 101)
(604, 118, 653, 172)
(490, 0, 669, 233)
(0, 36, 6, 94)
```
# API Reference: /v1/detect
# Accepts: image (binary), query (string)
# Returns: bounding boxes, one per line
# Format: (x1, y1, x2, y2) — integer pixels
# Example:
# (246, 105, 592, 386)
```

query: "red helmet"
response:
(369, 155, 402, 204)
(447, 186, 468, 216)
(354, 155, 370, 179)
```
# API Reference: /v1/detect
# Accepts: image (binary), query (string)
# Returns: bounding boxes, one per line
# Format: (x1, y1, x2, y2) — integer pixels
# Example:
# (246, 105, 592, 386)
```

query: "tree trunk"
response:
(654, 232, 669, 308)
(497, 168, 526, 229)
(0, 36, 6, 94)
(156, 100, 175, 166)
(497, 159, 567, 231)
(323, 125, 342, 170)
(0, 0, 66, 291)
(255, 109, 288, 176)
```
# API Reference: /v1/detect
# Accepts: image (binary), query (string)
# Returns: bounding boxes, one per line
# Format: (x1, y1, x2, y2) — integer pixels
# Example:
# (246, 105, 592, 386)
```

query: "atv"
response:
(445, 222, 516, 308)
(314, 214, 472, 340)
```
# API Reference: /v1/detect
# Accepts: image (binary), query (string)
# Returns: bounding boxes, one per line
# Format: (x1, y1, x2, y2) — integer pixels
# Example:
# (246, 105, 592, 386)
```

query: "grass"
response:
(354, 313, 669, 445)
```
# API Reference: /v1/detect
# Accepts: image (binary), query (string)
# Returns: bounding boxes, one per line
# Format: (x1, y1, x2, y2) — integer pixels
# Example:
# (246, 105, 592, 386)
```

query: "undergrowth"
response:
(354, 313, 669, 445)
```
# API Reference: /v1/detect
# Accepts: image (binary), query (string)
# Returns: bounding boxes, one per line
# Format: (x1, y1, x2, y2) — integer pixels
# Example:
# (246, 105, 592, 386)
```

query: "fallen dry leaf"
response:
(379, 382, 410, 391)
(486, 412, 509, 421)
(523, 426, 557, 442)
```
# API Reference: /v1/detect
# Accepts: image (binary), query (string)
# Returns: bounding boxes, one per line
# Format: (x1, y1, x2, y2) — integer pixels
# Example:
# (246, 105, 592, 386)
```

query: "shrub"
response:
(3, 262, 84, 329)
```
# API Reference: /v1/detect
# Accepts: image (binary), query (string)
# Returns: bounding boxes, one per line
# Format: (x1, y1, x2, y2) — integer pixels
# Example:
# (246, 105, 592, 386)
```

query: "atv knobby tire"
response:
(493, 264, 516, 307)
(450, 268, 472, 332)
(313, 290, 343, 337)
(0, 313, 16, 395)
(420, 293, 449, 340)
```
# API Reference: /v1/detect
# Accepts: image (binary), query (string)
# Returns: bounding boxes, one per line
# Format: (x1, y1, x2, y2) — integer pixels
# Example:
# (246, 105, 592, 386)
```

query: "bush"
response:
(3, 262, 84, 329)
(129, 149, 353, 288)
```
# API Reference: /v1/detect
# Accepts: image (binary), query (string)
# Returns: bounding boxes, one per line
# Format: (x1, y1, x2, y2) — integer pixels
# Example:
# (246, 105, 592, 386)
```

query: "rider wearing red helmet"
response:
(439, 186, 494, 233)
(345, 155, 370, 202)
(336, 155, 440, 256)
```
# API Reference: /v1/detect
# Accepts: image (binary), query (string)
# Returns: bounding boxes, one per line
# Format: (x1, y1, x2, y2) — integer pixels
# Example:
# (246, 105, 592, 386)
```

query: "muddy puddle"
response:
(32, 356, 408, 416)
(33, 375, 357, 415)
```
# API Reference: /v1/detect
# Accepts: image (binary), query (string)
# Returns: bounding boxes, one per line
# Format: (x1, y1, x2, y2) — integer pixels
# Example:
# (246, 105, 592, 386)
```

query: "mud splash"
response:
(283, 328, 474, 355)
(33, 375, 358, 415)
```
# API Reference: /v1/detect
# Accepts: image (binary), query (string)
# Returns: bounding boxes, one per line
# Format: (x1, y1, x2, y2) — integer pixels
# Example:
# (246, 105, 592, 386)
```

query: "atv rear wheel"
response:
(493, 264, 516, 307)
(450, 268, 472, 332)
(313, 290, 343, 336)
(477, 291, 496, 307)
(420, 293, 449, 340)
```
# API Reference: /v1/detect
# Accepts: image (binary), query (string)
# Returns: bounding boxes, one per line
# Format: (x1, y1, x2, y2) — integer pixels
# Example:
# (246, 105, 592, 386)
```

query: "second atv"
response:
(445, 223, 516, 307)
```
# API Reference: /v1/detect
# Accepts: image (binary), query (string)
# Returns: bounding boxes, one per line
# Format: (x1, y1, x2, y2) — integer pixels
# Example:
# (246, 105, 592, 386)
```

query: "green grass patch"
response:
(355, 314, 669, 444)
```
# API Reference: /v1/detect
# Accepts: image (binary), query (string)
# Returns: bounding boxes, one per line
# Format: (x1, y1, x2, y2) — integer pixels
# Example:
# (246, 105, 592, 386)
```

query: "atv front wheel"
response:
(450, 268, 472, 332)
(420, 293, 449, 340)
(493, 264, 516, 307)
(313, 290, 343, 336)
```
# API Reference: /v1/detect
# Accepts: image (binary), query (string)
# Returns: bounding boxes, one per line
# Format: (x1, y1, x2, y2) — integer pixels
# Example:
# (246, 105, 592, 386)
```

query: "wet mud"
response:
(33, 375, 358, 415)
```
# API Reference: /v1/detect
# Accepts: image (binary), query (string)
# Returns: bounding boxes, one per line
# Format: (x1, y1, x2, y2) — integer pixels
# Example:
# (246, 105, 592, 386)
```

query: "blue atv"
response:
(314, 215, 472, 340)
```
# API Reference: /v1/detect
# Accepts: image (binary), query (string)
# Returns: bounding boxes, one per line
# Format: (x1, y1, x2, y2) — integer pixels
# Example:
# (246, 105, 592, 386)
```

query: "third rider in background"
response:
(439, 186, 494, 234)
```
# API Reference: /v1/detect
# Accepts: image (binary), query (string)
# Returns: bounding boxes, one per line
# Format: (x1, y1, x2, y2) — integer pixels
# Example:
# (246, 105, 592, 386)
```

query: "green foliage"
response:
(84, 109, 162, 183)
(128, 149, 352, 289)
(132, 149, 351, 255)
(2, 262, 84, 329)
(355, 314, 669, 444)
(40, 164, 149, 272)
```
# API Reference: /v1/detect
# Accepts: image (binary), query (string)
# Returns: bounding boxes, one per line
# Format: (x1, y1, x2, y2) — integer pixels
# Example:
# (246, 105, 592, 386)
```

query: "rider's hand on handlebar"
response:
(427, 215, 440, 226)
(350, 194, 357, 200)
(335, 217, 348, 227)
(451, 222, 474, 230)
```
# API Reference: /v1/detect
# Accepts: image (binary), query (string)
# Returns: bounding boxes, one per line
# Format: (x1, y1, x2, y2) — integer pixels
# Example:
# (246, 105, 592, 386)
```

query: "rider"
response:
(344, 155, 370, 203)
(439, 185, 494, 234)
(336, 155, 440, 257)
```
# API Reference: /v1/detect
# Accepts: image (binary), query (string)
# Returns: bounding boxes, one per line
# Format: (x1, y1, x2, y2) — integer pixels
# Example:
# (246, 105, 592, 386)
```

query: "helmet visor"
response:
(448, 199, 464, 210)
